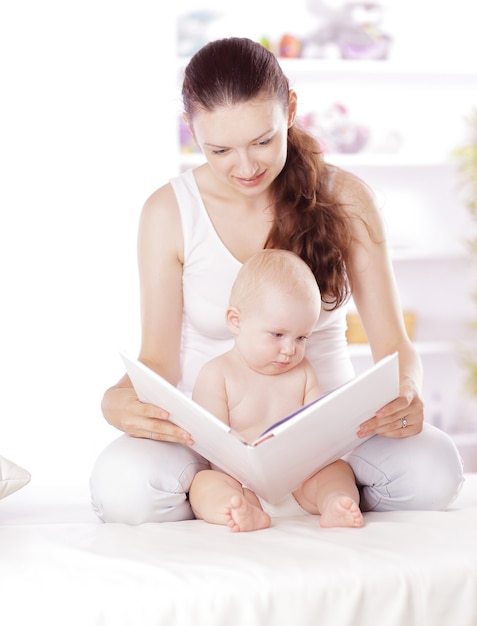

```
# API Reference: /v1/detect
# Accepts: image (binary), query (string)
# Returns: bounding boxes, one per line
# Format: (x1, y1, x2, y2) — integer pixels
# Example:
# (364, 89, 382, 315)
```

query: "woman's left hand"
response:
(357, 382, 424, 439)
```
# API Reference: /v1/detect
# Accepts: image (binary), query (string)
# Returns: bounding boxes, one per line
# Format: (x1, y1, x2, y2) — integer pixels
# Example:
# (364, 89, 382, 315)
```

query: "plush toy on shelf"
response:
(303, 0, 392, 60)
(300, 103, 370, 154)
(278, 34, 303, 58)
(176, 10, 222, 57)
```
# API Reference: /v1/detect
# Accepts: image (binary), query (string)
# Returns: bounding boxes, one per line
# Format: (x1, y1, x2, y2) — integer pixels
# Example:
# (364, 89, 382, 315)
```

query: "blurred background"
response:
(1, 0, 477, 485)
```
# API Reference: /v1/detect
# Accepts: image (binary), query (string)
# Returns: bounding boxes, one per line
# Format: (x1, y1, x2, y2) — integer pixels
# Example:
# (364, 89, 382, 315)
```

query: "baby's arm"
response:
(302, 358, 322, 405)
(192, 358, 230, 425)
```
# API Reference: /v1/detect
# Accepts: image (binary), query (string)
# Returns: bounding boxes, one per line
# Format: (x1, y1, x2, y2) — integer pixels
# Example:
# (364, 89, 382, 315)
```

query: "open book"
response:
(121, 351, 399, 503)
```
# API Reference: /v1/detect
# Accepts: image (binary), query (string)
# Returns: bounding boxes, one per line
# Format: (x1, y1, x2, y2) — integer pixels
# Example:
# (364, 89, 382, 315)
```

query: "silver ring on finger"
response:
(401, 417, 408, 429)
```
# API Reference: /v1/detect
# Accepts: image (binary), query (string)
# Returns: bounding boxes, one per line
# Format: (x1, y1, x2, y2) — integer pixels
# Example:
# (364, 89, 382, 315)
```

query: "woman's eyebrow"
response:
(204, 129, 274, 149)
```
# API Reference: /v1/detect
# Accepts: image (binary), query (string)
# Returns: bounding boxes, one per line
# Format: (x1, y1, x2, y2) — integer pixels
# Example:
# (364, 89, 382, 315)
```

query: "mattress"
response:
(1, 474, 476, 626)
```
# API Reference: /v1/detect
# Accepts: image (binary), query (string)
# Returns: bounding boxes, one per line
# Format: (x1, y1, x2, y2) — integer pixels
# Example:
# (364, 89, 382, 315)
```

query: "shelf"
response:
(180, 151, 455, 170)
(178, 56, 477, 81)
(390, 247, 467, 262)
(325, 154, 455, 168)
(348, 341, 456, 358)
(277, 58, 477, 82)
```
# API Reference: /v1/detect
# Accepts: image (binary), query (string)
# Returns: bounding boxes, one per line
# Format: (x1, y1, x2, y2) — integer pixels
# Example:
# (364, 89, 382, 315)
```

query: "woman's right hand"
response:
(101, 385, 194, 446)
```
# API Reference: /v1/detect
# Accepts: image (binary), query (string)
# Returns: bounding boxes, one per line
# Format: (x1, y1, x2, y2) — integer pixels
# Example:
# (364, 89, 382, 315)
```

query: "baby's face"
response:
(234, 287, 320, 375)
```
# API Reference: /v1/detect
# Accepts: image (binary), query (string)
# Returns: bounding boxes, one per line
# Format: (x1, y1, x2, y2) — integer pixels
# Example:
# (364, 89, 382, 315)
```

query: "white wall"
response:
(0, 1, 177, 484)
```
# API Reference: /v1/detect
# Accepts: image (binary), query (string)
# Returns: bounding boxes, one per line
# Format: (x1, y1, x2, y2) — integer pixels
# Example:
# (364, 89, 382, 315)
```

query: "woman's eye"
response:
(211, 148, 228, 155)
(258, 138, 272, 146)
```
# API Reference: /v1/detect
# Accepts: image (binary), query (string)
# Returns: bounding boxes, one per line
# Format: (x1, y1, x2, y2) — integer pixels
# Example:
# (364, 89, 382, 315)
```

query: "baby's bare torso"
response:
(225, 361, 315, 442)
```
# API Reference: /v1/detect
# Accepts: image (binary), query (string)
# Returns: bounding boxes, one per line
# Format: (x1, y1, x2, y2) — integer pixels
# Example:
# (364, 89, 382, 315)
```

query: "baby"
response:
(189, 249, 363, 532)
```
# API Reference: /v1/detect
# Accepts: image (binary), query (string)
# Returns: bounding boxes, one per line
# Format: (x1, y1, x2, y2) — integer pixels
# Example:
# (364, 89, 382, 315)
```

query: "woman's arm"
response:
(339, 170, 424, 439)
(101, 183, 193, 445)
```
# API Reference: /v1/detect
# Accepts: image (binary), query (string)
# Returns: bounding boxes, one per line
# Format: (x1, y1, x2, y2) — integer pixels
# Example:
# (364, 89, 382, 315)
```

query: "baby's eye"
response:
(270, 331, 283, 338)
(297, 336, 308, 342)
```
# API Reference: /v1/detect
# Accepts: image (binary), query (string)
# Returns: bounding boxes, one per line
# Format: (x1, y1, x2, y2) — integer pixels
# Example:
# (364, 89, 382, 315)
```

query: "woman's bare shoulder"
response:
(141, 182, 179, 221)
(331, 167, 377, 213)
(138, 182, 184, 261)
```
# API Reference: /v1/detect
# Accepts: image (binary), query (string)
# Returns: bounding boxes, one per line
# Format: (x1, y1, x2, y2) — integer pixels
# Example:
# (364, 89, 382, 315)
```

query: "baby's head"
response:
(227, 250, 321, 374)
(229, 249, 321, 317)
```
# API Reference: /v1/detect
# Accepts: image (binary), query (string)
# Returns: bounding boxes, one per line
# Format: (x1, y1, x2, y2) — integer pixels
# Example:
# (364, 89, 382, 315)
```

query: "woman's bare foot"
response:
(319, 495, 364, 528)
(224, 495, 271, 532)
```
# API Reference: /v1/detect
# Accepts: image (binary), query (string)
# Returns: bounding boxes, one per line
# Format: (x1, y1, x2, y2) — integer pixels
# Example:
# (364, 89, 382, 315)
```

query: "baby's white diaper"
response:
(257, 493, 309, 518)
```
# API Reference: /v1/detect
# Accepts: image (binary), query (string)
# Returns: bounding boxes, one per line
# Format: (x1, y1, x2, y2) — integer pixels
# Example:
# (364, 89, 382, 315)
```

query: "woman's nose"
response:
(236, 152, 259, 179)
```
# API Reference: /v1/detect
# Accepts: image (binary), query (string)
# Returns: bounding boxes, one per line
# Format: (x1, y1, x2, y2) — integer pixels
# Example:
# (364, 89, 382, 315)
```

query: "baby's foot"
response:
(224, 495, 271, 532)
(320, 495, 364, 528)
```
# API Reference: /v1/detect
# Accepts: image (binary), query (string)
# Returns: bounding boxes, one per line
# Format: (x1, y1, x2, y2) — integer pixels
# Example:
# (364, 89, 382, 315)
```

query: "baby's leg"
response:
(224, 494, 271, 532)
(189, 469, 271, 531)
(319, 493, 363, 528)
(294, 459, 364, 528)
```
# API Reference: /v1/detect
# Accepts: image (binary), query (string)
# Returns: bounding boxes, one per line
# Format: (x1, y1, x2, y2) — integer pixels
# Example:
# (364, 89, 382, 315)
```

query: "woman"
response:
(90, 37, 463, 524)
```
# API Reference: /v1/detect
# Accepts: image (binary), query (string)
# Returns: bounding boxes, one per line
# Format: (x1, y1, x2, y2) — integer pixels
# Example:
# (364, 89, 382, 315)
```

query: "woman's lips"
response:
(234, 170, 266, 187)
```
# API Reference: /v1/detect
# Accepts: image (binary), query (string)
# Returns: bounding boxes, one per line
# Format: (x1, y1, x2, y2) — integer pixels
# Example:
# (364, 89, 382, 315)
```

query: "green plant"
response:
(455, 108, 477, 396)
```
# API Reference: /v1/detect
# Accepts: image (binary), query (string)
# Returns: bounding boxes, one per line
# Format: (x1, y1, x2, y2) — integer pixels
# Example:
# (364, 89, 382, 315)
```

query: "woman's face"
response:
(186, 93, 296, 196)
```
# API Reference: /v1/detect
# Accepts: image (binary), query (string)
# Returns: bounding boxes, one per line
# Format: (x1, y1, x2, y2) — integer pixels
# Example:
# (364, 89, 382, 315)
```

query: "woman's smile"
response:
(234, 170, 266, 187)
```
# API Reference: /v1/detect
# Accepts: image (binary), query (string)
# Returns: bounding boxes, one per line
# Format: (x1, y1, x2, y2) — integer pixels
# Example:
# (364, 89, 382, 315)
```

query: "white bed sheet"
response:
(1, 475, 476, 626)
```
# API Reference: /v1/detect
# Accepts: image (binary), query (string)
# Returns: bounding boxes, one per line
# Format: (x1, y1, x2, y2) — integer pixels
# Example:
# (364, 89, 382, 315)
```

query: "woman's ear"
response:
(182, 112, 197, 142)
(225, 306, 241, 335)
(288, 90, 298, 128)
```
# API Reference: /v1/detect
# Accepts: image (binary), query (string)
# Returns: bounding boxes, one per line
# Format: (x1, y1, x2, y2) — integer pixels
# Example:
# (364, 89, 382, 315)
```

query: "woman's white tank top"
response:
(170, 168, 354, 396)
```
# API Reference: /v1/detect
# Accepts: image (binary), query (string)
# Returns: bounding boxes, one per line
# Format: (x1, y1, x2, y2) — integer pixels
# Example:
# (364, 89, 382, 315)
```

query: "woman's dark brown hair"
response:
(182, 37, 353, 309)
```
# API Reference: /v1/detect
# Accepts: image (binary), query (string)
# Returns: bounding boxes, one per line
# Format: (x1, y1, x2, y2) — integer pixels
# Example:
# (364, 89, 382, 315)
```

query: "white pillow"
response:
(0, 455, 31, 500)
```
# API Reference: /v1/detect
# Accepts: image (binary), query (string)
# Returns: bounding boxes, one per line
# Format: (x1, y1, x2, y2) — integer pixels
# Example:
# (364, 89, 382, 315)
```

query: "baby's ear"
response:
(225, 306, 241, 335)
